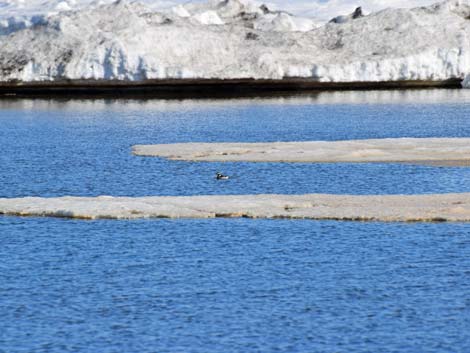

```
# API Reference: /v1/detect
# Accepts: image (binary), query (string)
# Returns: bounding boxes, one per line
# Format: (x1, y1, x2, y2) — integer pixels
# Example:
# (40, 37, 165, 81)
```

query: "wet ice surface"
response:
(1, 90, 470, 352)
(133, 138, 470, 163)
(4, 194, 470, 222)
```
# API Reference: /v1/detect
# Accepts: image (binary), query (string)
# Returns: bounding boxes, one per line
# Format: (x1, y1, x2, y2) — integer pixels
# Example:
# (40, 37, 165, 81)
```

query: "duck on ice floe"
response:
(216, 172, 229, 180)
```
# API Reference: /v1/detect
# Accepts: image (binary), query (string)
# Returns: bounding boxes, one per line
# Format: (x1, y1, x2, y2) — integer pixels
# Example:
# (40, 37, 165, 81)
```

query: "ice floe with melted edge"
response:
(2, 194, 470, 222)
(132, 138, 470, 164)
(1, 0, 470, 86)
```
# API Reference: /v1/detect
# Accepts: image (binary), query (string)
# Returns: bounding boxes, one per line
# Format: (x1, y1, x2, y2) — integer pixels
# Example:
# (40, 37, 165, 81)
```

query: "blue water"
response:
(1, 90, 470, 352)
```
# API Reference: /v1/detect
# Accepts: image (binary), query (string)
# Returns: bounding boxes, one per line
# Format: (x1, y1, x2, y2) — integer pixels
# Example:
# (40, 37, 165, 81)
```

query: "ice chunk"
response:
(55, 1, 72, 11)
(192, 10, 224, 25)
(172, 4, 191, 18)
(463, 74, 470, 88)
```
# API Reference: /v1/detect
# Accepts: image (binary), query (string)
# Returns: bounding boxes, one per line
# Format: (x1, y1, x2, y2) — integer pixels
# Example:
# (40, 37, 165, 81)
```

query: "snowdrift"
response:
(0, 0, 470, 90)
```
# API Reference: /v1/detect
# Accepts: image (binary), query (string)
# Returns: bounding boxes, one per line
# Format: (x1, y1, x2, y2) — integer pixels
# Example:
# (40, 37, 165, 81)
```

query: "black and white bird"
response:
(216, 172, 229, 180)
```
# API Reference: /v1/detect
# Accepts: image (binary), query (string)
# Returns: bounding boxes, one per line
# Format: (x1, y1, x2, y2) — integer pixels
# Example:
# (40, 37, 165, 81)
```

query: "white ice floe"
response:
(132, 138, 470, 164)
(2, 193, 470, 222)
(0, 0, 470, 86)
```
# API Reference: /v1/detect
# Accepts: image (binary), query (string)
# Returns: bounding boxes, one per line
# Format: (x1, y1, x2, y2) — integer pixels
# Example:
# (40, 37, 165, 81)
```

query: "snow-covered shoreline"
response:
(1, 0, 470, 91)
(2, 193, 470, 222)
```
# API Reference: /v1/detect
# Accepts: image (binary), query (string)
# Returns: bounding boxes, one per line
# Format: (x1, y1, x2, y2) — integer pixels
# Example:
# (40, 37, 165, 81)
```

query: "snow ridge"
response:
(0, 0, 470, 86)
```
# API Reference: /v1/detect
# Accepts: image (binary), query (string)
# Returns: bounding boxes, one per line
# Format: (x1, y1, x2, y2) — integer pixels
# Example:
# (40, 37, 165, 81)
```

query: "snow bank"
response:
(132, 138, 470, 164)
(2, 193, 470, 222)
(0, 0, 470, 86)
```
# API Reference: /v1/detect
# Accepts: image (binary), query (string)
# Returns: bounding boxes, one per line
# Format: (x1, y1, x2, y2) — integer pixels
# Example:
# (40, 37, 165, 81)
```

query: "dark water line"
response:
(0, 78, 462, 99)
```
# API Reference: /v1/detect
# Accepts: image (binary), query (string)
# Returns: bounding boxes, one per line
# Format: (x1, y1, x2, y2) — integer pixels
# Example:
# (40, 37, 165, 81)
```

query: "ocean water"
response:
(1, 90, 470, 352)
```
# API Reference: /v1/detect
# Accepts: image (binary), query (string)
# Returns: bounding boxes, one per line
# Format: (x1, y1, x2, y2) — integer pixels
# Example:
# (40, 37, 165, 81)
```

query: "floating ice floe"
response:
(2, 194, 470, 222)
(132, 138, 470, 164)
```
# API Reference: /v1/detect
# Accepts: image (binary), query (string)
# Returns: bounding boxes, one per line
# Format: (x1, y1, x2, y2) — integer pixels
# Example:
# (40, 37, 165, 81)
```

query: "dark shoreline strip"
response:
(0, 78, 462, 98)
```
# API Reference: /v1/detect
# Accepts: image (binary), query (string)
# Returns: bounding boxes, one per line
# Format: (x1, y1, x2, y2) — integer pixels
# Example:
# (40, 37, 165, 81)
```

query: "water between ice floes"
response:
(1, 90, 470, 352)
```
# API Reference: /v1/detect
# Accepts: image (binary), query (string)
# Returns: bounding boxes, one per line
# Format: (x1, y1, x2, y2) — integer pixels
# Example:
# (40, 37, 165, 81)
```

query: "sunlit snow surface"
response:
(0, 0, 469, 84)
